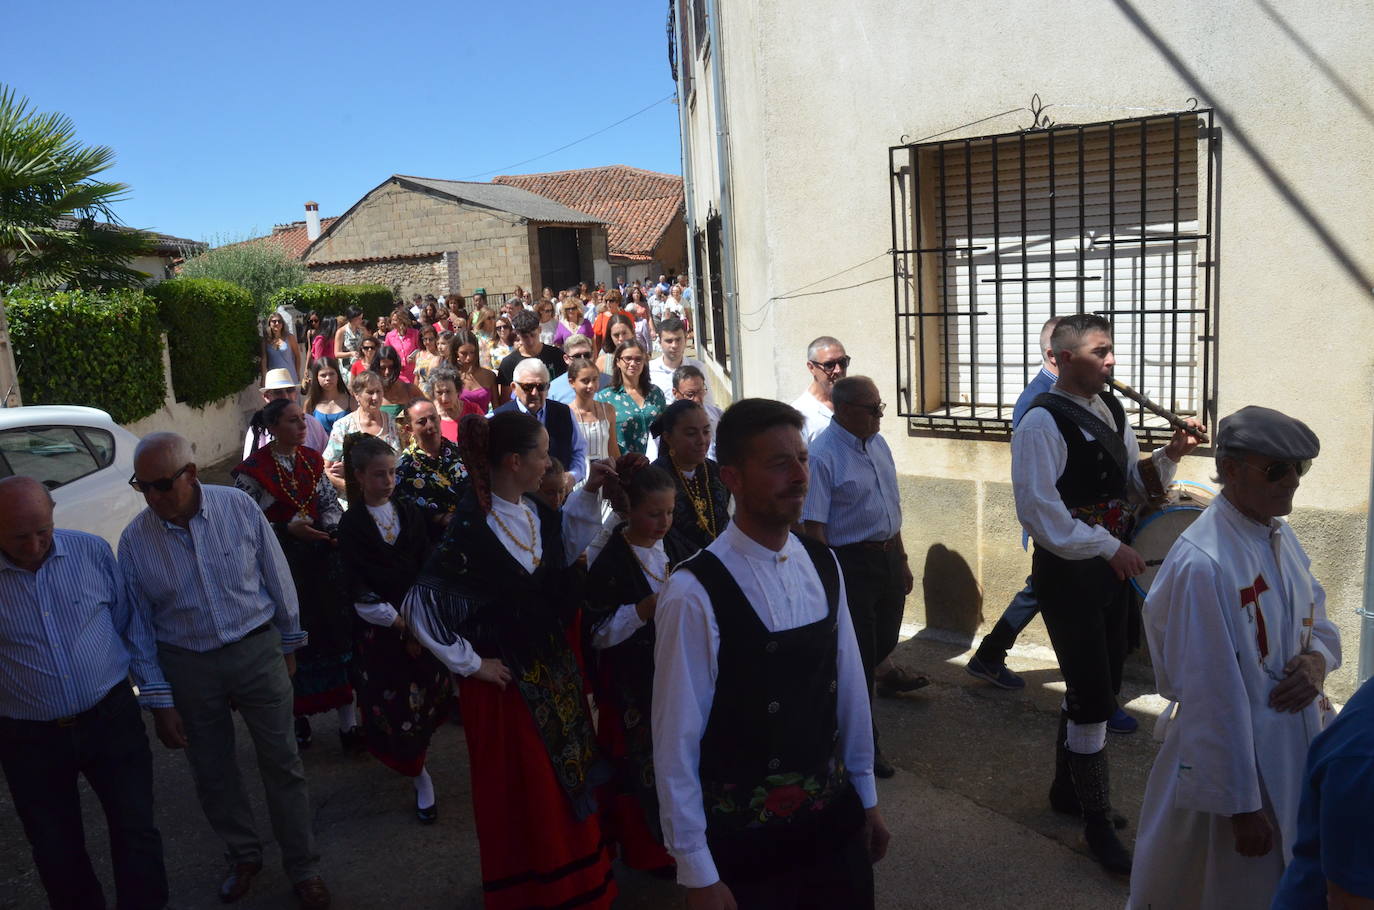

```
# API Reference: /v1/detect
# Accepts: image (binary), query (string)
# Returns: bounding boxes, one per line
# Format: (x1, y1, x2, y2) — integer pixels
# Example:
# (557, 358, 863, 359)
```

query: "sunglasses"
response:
(850, 401, 886, 417)
(516, 382, 548, 393)
(810, 355, 852, 373)
(1242, 459, 1312, 483)
(128, 464, 190, 493)
(361, 345, 377, 352)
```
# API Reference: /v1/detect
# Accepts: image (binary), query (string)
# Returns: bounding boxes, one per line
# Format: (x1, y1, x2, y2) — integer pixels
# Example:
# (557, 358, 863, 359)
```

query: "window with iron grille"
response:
(889, 110, 1217, 443)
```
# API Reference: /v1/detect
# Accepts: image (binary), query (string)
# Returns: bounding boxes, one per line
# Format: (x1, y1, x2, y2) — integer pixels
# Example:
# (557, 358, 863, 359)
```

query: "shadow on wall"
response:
(918, 543, 984, 646)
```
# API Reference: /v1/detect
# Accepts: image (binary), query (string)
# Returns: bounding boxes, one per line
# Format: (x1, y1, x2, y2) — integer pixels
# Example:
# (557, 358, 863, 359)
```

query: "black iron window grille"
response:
(889, 109, 1218, 443)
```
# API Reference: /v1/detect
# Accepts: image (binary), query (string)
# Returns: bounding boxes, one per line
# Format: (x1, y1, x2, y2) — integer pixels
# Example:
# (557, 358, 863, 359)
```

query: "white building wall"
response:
(679, 0, 1374, 696)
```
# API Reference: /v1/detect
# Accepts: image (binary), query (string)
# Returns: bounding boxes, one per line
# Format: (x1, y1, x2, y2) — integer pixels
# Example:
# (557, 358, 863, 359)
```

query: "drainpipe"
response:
(674, 6, 701, 355)
(1359, 414, 1374, 683)
(707, 0, 744, 401)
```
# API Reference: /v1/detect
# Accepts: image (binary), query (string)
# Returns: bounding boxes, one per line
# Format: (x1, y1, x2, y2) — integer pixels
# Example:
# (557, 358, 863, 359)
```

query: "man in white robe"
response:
(1128, 405, 1339, 910)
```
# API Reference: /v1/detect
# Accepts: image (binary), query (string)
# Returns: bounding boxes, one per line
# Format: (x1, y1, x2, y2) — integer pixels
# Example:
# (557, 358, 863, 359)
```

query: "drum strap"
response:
(1031, 392, 1128, 477)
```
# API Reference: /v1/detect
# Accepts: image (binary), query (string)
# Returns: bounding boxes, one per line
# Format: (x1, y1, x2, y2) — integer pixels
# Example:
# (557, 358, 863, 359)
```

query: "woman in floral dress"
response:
(595, 339, 665, 457)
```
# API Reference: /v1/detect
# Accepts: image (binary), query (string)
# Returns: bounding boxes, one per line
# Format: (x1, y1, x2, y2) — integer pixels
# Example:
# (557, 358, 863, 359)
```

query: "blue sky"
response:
(8, 0, 682, 242)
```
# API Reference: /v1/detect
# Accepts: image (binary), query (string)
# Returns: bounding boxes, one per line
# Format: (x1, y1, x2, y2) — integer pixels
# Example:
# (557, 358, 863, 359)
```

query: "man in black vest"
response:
(1013, 313, 1202, 875)
(653, 398, 890, 910)
(492, 358, 584, 492)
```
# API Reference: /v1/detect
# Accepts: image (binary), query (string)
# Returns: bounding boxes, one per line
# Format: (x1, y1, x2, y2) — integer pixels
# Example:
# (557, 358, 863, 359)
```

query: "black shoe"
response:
(1084, 814, 1133, 875)
(1067, 748, 1133, 874)
(416, 801, 438, 825)
(873, 754, 896, 779)
(295, 716, 312, 749)
(338, 726, 366, 753)
(218, 861, 262, 903)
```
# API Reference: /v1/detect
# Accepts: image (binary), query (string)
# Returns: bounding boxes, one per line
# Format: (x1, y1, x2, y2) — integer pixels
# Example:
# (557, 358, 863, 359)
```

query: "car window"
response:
(78, 428, 116, 468)
(0, 426, 102, 489)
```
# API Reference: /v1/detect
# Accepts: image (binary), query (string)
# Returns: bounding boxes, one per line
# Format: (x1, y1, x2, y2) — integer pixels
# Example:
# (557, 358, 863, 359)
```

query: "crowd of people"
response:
(0, 282, 1369, 910)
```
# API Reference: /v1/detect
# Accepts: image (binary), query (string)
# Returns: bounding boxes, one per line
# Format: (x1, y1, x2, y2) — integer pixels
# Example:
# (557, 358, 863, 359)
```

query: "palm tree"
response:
(0, 84, 155, 289)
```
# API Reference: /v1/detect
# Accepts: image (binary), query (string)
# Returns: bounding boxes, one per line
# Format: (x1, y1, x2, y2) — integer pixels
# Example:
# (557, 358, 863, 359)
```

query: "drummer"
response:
(1128, 406, 1339, 909)
(1012, 313, 1203, 875)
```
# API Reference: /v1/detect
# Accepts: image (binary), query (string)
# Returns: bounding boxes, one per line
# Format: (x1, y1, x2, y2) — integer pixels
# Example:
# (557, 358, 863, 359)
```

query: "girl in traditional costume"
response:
(337, 434, 452, 823)
(652, 399, 731, 554)
(233, 399, 357, 750)
(404, 412, 617, 909)
(585, 459, 695, 874)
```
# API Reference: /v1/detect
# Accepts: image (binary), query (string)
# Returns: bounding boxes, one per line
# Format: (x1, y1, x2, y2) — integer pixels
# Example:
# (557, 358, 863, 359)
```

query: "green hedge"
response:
(148, 277, 258, 408)
(267, 283, 394, 321)
(6, 287, 166, 423)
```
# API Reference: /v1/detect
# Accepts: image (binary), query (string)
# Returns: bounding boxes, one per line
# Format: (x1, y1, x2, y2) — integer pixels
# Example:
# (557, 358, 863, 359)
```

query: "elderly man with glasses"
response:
(118, 433, 330, 908)
(1129, 406, 1339, 910)
(493, 358, 585, 491)
(244, 369, 329, 458)
(791, 335, 851, 441)
(495, 310, 566, 404)
(802, 377, 922, 781)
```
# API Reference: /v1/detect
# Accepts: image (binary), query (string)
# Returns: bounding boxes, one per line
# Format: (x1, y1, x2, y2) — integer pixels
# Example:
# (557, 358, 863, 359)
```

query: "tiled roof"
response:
(392, 176, 604, 225)
(493, 165, 683, 261)
(230, 216, 340, 260)
(307, 251, 443, 266)
(50, 217, 206, 257)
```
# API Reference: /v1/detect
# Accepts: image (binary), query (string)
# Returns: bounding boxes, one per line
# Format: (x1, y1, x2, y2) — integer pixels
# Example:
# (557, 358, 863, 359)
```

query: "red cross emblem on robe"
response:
(1239, 574, 1271, 660)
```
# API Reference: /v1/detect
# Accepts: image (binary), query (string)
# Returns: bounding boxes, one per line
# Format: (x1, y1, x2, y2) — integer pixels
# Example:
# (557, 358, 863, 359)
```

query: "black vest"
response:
(1031, 390, 1129, 509)
(680, 534, 852, 841)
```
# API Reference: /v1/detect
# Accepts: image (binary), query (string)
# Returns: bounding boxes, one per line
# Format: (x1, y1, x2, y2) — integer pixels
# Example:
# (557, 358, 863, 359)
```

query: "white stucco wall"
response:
(123, 338, 259, 465)
(680, 0, 1374, 695)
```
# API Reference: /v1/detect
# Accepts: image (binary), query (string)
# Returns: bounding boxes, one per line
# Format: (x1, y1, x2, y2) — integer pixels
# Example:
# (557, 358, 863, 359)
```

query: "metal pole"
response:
(706, 0, 743, 401)
(1358, 408, 1374, 683)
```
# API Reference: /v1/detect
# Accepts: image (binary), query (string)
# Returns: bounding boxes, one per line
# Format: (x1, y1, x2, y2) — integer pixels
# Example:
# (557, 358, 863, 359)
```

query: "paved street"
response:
(0, 604, 1158, 909)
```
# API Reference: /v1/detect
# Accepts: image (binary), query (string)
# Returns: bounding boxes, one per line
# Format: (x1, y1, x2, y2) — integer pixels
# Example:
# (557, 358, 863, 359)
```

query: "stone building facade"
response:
(302, 176, 609, 301)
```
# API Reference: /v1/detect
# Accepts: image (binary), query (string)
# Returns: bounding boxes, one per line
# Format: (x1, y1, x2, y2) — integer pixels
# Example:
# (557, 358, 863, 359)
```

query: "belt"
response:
(838, 535, 901, 553)
(0, 682, 128, 729)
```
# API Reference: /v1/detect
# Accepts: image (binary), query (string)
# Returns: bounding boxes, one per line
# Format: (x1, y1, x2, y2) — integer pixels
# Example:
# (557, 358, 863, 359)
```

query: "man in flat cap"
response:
(1128, 406, 1341, 910)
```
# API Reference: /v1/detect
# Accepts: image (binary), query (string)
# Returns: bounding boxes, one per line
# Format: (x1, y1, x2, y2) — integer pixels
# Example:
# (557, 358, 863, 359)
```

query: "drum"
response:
(1128, 481, 1216, 597)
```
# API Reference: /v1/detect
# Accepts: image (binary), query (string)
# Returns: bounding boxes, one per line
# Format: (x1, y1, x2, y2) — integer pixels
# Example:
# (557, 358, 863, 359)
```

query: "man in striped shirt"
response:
(802, 376, 923, 779)
(119, 433, 331, 909)
(0, 476, 169, 910)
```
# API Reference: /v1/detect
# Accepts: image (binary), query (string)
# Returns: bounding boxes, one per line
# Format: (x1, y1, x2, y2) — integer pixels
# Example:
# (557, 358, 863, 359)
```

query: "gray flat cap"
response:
(1216, 405, 1320, 460)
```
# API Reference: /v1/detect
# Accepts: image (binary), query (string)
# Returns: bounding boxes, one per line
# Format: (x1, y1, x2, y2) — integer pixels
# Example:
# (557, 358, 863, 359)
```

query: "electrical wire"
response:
(461, 93, 677, 179)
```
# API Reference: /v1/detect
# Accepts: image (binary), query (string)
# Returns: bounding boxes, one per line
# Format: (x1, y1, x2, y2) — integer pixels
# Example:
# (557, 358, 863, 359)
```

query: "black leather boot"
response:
(1050, 713, 1127, 829)
(1067, 748, 1132, 875)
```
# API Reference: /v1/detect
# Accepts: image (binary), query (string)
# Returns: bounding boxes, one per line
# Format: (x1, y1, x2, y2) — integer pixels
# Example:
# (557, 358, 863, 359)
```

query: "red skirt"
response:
(593, 676, 673, 872)
(458, 674, 617, 910)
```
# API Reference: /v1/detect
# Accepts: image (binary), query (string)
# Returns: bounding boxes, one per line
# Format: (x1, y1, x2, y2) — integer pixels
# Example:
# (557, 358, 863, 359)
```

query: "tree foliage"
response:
(178, 241, 306, 316)
(0, 84, 156, 290)
(268, 282, 394, 321)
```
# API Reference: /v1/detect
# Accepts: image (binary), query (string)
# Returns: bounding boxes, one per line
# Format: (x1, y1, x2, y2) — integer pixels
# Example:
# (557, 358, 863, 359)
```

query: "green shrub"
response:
(148, 277, 258, 407)
(6, 286, 165, 423)
(178, 242, 305, 315)
(268, 283, 394, 321)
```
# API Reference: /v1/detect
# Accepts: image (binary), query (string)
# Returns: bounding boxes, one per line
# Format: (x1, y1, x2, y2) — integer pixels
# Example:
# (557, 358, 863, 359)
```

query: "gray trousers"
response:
(158, 627, 320, 884)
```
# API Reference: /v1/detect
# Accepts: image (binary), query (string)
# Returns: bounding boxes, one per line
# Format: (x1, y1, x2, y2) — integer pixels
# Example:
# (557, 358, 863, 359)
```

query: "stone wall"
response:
(306, 256, 447, 300)
(305, 182, 537, 295)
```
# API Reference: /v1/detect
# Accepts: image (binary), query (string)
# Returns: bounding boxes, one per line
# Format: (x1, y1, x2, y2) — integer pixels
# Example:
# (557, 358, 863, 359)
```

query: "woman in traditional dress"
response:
(651, 399, 731, 554)
(404, 412, 618, 910)
(585, 459, 693, 874)
(337, 434, 452, 823)
(233, 399, 358, 750)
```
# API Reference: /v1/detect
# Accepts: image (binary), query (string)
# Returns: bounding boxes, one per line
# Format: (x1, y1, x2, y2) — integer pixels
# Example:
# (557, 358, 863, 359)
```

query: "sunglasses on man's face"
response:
(128, 464, 190, 493)
(1243, 459, 1312, 483)
(516, 382, 548, 394)
(810, 355, 851, 373)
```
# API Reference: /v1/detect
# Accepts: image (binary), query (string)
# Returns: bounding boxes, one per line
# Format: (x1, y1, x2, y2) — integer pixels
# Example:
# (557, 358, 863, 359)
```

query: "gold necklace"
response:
(622, 530, 667, 583)
(273, 448, 318, 519)
(491, 502, 540, 566)
(672, 453, 716, 538)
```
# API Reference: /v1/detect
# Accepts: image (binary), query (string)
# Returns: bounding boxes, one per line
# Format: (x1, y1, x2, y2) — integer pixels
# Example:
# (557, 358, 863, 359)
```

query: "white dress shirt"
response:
(652, 521, 876, 888)
(1012, 386, 1177, 560)
(407, 487, 604, 675)
(790, 390, 834, 442)
(590, 537, 665, 649)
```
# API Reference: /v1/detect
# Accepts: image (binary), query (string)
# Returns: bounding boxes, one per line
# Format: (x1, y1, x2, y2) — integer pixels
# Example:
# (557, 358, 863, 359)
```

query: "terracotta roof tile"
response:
(229, 217, 339, 260)
(492, 165, 683, 260)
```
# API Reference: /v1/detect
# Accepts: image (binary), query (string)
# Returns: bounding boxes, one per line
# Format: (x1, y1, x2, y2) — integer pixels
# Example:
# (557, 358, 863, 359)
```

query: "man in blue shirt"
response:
(0, 476, 169, 910)
(120, 433, 331, 909)
(1272, 675, 1374, 909)
(547, 333, 611, 404)
(803, 376, 920, 779)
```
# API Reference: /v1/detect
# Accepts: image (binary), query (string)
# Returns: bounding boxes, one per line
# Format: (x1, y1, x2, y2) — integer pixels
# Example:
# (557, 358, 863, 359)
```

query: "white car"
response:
(0, 405, 145, 549)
